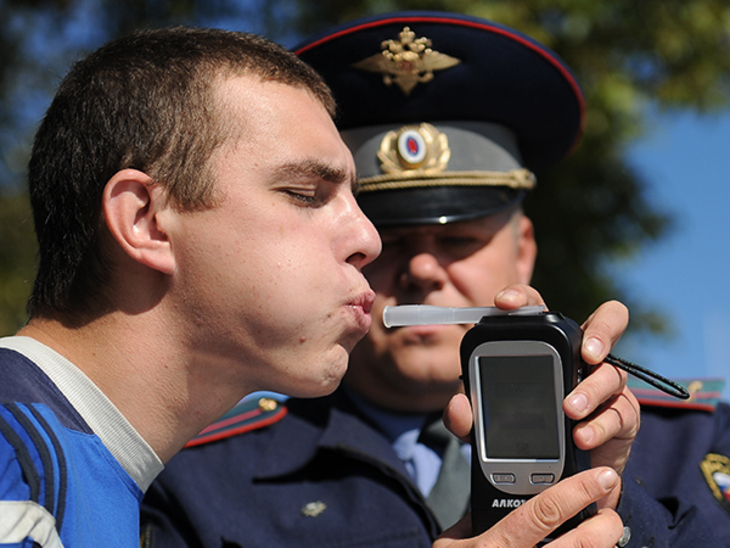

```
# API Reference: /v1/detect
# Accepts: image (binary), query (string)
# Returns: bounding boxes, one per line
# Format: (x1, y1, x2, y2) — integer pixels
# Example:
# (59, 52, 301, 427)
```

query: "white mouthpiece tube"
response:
(382, 305, 547, 328)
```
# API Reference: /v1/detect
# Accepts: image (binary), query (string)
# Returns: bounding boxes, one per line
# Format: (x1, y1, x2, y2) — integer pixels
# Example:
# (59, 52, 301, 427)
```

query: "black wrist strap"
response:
(605, 354, 690, 400)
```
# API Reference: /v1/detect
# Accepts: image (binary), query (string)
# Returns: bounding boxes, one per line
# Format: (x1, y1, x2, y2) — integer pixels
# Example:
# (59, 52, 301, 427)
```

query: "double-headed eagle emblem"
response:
(352, 26, 461, 95)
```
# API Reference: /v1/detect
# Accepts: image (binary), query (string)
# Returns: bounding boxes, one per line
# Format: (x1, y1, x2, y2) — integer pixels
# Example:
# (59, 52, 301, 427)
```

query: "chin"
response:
(289, 377, 343, 399)
(290, 356, 349, 399)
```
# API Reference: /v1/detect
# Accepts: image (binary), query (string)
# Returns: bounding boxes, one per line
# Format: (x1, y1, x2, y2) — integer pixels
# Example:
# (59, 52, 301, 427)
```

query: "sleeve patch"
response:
(701, 453, 730, 515)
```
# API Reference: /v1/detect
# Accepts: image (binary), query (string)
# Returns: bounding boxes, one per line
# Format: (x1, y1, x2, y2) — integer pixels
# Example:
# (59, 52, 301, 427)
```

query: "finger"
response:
(507, 469, 620, 545)
(564, 362, 627, 420)
(433, 514, 473, 547)
(573, 386, 640, 450)
(443, 393, 473, 443)
(580, 300, 629, 365)
(435, 468, 621, 548)
(578, 391, 640, 479)
(493, 284, 545, 310)
(550, 508, 624, 548)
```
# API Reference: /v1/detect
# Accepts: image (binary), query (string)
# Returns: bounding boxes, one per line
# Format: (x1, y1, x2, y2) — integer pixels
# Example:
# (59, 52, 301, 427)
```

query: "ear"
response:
(516, 214, 537, 285)
(102, 169, 175, 275)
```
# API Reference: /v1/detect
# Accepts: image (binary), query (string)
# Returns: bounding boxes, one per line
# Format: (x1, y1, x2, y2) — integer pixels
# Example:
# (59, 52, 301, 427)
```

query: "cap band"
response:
(358, 169, 536, 193)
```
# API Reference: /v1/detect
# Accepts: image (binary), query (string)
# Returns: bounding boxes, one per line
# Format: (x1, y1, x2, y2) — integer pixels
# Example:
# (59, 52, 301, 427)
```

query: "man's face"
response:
(346, 210, 536, 412)
(169, 76, 380, 399)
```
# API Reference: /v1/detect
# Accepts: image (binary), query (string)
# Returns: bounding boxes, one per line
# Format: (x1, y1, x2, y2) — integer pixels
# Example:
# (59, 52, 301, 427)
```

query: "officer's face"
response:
(169, 75, 380, 400)
(345, 209, 536, 412)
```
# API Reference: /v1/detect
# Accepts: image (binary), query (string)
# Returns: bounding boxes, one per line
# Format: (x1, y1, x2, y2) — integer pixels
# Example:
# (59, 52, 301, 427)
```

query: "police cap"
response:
(294, 11, 584, 227)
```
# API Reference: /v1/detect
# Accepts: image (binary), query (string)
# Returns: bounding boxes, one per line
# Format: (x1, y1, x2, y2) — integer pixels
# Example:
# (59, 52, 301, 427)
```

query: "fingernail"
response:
(583, 337, 604, 361)
(598, 468, 619, 491)
(568, 392, 589, 413)
(496, 288, 520, 303)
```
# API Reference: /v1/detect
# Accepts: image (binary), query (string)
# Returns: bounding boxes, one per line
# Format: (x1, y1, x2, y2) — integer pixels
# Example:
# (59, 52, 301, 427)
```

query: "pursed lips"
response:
(348, 289, 376, 333)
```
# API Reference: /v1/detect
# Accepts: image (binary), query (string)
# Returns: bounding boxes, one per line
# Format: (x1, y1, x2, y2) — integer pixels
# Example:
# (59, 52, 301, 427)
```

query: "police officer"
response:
(141, 12, 728, 547)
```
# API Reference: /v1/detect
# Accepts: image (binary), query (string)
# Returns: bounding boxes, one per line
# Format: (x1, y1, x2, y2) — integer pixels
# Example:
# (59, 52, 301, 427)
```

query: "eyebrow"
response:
(274, 159, 360, 194)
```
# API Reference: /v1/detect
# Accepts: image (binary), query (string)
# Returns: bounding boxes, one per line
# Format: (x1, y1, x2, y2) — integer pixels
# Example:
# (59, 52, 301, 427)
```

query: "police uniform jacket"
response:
(620, 387, 730, 547)
(141, 390, 440, 547)
(141, 386, 730, 547)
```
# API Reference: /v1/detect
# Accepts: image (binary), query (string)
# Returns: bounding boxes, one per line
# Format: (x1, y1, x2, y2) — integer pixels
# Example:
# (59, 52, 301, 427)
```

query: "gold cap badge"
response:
(352, 26, 461, 95)
(378, 123, 450, 174)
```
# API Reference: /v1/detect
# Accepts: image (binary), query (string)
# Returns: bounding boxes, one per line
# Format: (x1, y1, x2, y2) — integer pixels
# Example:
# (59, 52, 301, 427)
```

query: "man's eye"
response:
(285, 189, 319, 205)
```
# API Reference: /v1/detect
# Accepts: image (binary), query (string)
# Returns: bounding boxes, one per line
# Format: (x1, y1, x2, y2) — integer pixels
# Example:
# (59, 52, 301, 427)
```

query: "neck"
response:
(17, 312, 251, 463)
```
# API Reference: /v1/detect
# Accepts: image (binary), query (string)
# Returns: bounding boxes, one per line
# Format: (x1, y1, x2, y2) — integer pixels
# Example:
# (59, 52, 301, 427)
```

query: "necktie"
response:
(419, 416, 471, 531)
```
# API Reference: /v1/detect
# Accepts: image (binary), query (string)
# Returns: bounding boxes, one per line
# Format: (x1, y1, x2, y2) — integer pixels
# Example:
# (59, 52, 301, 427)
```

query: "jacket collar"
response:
(254, 389, 413, 481)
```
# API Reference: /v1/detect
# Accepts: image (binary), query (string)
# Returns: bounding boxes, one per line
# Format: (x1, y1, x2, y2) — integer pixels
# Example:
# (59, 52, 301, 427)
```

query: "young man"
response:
(139, 14, 640, 548)
(0, 27, 382, 546)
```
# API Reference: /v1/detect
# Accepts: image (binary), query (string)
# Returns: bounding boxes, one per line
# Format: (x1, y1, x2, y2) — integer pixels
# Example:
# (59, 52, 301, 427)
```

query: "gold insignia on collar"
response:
(352, 26, 461, 95)
(378, 123, 450, 175)
(687, 380, 704, 401)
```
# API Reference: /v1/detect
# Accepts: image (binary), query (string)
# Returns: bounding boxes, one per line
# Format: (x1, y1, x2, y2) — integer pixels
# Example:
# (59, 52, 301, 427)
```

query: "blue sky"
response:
(615, 109, 730, 400)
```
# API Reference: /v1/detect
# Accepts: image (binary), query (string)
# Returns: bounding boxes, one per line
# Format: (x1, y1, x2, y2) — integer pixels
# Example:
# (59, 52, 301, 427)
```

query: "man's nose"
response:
(345, 204, 382, 271)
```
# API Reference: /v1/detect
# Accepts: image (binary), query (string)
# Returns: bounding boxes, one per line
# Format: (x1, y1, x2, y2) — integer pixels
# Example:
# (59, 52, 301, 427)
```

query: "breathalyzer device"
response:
(383, 305, 594, 537)
(458, 309, 595, 536)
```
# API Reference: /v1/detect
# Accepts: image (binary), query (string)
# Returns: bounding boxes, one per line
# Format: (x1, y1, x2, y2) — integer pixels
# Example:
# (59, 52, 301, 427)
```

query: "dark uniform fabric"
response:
(141, 390, 730, 547)
(621, 402, 730, 547)
(141, 390, 439, 547)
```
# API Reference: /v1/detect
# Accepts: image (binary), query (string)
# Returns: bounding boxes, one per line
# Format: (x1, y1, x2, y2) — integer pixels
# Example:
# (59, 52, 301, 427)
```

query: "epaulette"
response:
(628, 377, 726, 412)
(185, 395, 287, 448)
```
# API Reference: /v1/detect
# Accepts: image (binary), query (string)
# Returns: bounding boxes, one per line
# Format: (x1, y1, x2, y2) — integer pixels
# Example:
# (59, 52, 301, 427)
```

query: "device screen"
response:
(478, 355, 559, 459)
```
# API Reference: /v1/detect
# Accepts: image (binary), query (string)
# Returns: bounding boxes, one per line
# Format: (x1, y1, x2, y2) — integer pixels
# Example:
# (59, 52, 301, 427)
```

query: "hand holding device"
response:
(384, 303, 687, 538)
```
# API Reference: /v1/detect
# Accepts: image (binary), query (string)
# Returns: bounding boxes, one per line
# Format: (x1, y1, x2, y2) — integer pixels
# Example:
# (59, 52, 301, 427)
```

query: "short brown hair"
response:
(27, 26, 335, 320)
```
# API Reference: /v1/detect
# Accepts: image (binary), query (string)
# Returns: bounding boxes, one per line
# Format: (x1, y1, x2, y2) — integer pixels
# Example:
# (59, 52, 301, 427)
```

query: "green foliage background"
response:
(1, 0, 729, 337)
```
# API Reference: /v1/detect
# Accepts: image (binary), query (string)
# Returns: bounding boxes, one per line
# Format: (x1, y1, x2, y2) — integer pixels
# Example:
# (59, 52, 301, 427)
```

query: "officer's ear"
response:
(516, 214, 536, 285)
(102, 169, 176, 275)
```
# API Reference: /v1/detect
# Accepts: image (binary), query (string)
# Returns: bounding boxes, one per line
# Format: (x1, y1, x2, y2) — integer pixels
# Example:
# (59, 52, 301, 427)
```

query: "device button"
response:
(492, 473, 516, 484)
(531, 473, 556, 485)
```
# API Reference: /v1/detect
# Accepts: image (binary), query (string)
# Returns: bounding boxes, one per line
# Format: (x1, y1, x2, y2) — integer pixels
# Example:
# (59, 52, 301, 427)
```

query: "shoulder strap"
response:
(628, 377, 725, 412)
(185, 395, 288, 448)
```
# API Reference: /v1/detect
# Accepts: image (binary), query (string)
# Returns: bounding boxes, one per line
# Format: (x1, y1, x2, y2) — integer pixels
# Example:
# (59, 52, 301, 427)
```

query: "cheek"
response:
(249, 223, 331, 277)
(449, 251, 522, 305)
(250, 251, 330, 320)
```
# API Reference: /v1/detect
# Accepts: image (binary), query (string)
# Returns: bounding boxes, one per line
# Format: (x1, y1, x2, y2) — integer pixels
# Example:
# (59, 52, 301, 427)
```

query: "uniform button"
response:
(617, 525, 631, 547)
(301, 501, 327, 517)
(258, 397, 278, 411)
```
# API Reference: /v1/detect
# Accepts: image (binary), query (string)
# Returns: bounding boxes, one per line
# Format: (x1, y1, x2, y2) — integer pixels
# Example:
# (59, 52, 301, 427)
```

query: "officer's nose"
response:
(399, 252, 448, 293)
